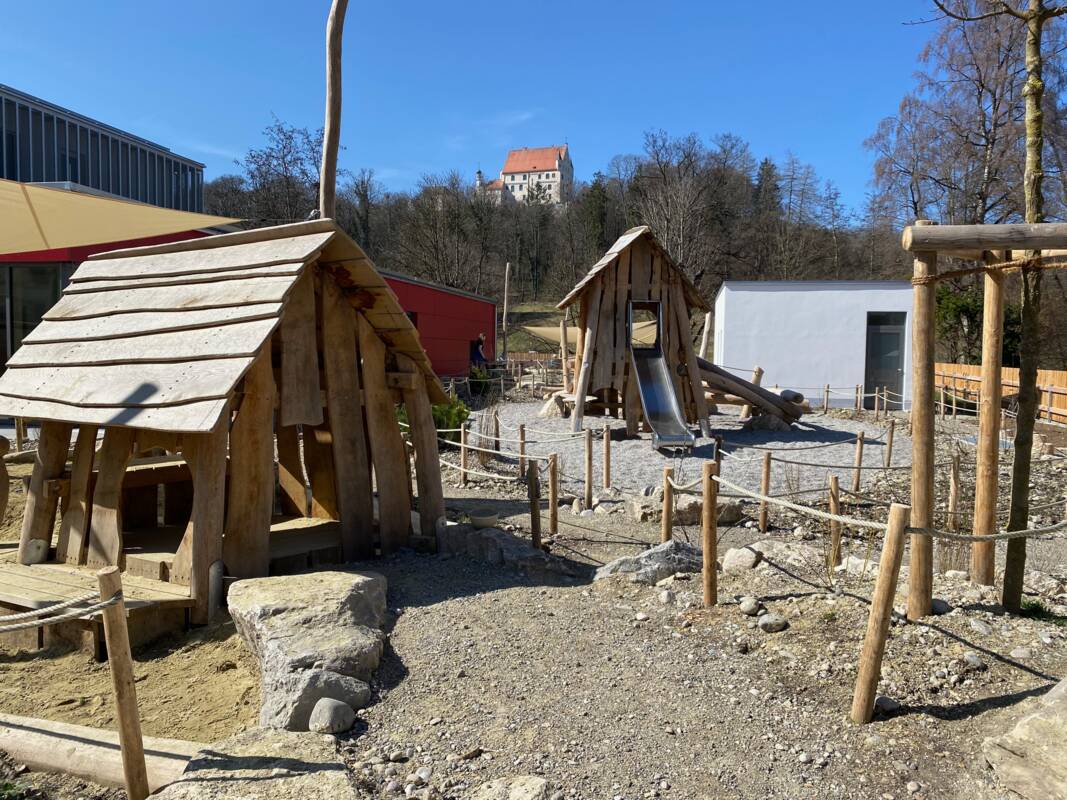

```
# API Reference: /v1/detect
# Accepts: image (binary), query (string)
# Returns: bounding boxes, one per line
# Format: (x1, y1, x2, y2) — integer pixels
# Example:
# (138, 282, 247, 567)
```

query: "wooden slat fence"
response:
(935, 362, 1067, 424)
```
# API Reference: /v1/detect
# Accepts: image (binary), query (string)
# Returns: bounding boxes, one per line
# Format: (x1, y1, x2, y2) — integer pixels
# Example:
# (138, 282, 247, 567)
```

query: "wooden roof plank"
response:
(0, 394, 229, 433)
(66, 263, 305, 294)
(22, 304, 284, 344)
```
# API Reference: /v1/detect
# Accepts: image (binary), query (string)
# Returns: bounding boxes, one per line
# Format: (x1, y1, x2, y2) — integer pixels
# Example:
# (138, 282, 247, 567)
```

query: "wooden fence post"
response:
(828, 475, 842, 567)
(883, 419, 896, 469)
(1047, 385, 1055, 421)
(947, 453, 960, 533)
(907, 222, 937, 621)
(873, 387, 881, 420)
(850, 503, 910, 724)
(952, 389, 957, 419)
(584, 428, 593, 509)
(518, 424, 526, 480)
(493, 411, 501, 453)
(560, 318, 571, 394)
(96, 567, 149, 800)
(854, 384, 861, 414)
(14, 417, 25, 452)
(759, 452, 771, 533)
(548, 454, 558, 536)
(702, 461, 718, 607)
(460, 424, 469, 487)
(602, 424, 611, 490)
(823, 384, 830, 414)
(740, 366, 764, 420)
(527, 462, 541, 550)
(661, 467, 674, 543)
(851, 430, 865, 493)
(714, 434, 724, 471)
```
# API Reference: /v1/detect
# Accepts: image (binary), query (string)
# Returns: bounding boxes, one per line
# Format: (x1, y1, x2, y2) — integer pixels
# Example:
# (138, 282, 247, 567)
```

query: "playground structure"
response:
(555, 226, 806, 445)
(0, 218, 446, 647)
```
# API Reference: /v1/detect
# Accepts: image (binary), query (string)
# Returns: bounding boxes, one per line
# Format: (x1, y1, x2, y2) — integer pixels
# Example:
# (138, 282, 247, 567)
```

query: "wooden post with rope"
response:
(854, 385, 861, 414)
(518, 424, 526, 479)
(584, 427, 593, 509)
(702, 461, 718, 607)
(459, 424, 469, 487)
(823, 384, 830, 414)
(947, 453, 960, 533)
(907, 220, 937, 621)
(850, 503, 910, 724)
(527, 462, 541, 550)
(851, 430, 865, 493)
(714, 434, 724, 471)
(661, 467, 674, 543)
(758, 452, 771, 533)
(873, 388, 881, 420)
(493, 410, 501, 453)
(602, 424, 611, 490)
(548, 453, 558, 536)
(96, 567, 149, 800)
(828, 475, 842, 568)
(883, 419, 896, 469)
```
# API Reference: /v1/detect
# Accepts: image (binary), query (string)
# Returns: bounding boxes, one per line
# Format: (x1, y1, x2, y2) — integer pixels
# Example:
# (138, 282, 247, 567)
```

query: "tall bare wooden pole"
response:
(501, 261, 511, 362)
(318, 0, 348, 219)
(907, 220, 937, 621)
(972, 259, 1005, 586)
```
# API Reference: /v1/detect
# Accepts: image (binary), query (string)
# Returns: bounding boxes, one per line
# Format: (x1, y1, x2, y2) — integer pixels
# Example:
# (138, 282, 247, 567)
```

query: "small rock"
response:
(798, 752, 812, 764)
(415, 766, 432, 783)
(875, 695, 900, 713)
(757, 613, 788, 633)
(738, 596, 761, 616)
(659, 590, 676, 605)
(1010, 646, 1032, 660)
(307, 697, 356, 734)
(793, 525, 814, 541)
(970, 619, 993, 635)
(722, 546, 761, 574)
(634, 612, 650, 622)
(944, 569, 969, 581)
(961, 652, 986, 673)
(930, 598, 952, 615)
(906, 781, 921, 794)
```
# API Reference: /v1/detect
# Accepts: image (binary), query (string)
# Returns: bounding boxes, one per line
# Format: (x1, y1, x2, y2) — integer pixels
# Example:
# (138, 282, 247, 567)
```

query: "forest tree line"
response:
(204, 7, 1067, 368)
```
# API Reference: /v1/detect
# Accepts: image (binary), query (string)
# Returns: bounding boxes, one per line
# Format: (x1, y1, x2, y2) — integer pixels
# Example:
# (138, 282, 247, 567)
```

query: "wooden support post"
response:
(661, 467, 674, 543)
(1047, 385, 1055, 421)
(460, 424, 469, 487)
(276, 424, 307, 516)
(14, 417, 25, 452)
(493, 411, 501, 453)
(850, 503, 910, 724)
(223, 349, 276, 578)
(851, 430, 865, 494)
(96, 567, 149, 800)
(952, 388, 958, 419)
(501, 261, 510, 362)
(548, 453, 558, 536)
(560, 318, 571, 394)
(303, 422, 338, 519)
(883, 419, 896, 469)
(584, 427, 593, 509)
(18, 420, 73, 564)
(699, 311, 712, 359)
(855, 384, 861, 413)
(527, 462, 541, 550)
(702, 461, 718, 607)
(602, 424, 611, 490)
(971, 266, 1003, 586)
(571, 281, 603, 432)
(740, 366, 764, 420)
(759, 452, 771, 533)
(823, 384, 830, 414)
(873, 387, 881, 420)
(907, 223, 937, 621)
(86, 427, 136, 570)
(398, 355, 445, 541)
(947, 453, 960, 532)
(58, 425, 98, 565)
(828, 475, 842, 567)
(518, 424, 526, 479)
(279, 271, 323, 427)
(714, 435, 724, 471)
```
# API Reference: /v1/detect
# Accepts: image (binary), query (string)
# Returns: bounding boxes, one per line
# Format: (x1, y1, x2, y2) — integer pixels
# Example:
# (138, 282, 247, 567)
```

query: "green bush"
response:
(469, 364, 491, 396)
(396, 397, 470, 443)
(0, 781, 29, 800)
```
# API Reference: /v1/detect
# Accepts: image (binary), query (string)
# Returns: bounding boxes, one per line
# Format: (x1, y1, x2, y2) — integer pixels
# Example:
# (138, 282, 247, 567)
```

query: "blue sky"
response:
(3, 1, 936, 213)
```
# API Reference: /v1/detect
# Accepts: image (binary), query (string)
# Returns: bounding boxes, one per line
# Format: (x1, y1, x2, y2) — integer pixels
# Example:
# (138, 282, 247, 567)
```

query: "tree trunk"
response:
(318, 0, 348, 219)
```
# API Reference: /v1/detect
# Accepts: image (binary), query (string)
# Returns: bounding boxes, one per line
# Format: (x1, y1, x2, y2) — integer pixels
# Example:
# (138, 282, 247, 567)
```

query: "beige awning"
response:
(0, 178, 240, 255)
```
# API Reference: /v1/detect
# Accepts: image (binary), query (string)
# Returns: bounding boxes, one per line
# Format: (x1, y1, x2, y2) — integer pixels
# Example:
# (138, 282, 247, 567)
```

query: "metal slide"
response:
(628, 301, 695, 450)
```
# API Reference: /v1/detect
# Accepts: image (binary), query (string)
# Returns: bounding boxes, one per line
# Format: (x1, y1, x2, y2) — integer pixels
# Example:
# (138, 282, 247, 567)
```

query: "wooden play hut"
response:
(557, 226, 712, 437)
(0, 219, 446, 650)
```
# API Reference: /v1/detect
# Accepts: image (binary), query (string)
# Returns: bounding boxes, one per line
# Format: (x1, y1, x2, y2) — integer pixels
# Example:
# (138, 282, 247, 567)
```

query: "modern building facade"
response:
(477, 145, 573, 205)
(1, 84, 204, 212)
(713, 281, 914, 409)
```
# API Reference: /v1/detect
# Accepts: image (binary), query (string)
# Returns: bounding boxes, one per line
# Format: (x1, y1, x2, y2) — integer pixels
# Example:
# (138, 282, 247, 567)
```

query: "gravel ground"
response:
(486, 404, 910, 499)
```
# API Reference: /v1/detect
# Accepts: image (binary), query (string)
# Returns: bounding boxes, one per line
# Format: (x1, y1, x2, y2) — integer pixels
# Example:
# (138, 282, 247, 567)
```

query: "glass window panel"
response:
(139, 148, 147, 201)
(18, 104, 30, 180)
(120, 141, 129, 195)
(11, 264, 60, 352)
(100, 135, 110, 192)
(78, 126, 89, 186)
(56, 121, 67, 181)
(31, 109, 43, 181)
(111, 139, 120, 191)
(0, 265, 9, 367)
(43, 114, 55, 181)
(2, 100, 15, 180)
(165, 158, 173, 207)
(156, 155, 164, 207)
(89, 130, 100, 188)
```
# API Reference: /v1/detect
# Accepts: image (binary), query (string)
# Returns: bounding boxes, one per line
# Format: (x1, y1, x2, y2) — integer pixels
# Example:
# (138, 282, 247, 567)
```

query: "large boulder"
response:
(983, 677, 1067, 800)
(153, 728, 357, 800)
(227, 571, 387, 731)
(471, 775, 555, 800)
(595, 539, 704, 584)
(436, 520, 574, 577)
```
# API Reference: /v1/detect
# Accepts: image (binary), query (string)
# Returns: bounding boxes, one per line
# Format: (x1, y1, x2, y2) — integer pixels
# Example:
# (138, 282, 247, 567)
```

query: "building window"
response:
(18, 104, 30, 180)
(2, 100, 16, 180)
(11, 264, 61, 353)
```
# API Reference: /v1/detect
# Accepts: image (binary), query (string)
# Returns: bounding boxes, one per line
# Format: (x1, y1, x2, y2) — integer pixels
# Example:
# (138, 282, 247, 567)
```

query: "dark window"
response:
(100, 134, 110, 192)
(43, 114, 55, 181)
(2, 100, 16, 180)
(139, 148, 148, 201)
(56, 121, 68, 181)
(18, 104, 30, 179)
(11, 264, 61, 352)
(156, 155, 164, 206)
(130, 146, 139, 200)
(78, 126, 89, 186)
(120, 141, 129, 195)
(147, 152, 155, 204)
(89, 130, 100, 188)
(111, 138, 120, 191)
(31, 109, 43, 181)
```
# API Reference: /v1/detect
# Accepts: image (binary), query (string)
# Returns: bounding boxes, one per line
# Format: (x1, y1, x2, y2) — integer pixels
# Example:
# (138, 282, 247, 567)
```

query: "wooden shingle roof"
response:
(556, 226, 709, 312)
(0, 220, 445, 433)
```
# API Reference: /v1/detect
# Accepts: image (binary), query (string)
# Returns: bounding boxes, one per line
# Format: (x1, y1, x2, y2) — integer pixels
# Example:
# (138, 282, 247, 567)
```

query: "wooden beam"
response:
(397, 353, 444, 540)
(276, 423, 307, 516)
(222, 348, 276, 578)
(357, 313, 411, 553)
(902, 222, 1067, 254)
(85, 427, 136, 570)
(172, 421, 228, 624)
(322, 278, 374, 559)
(17, 421, 72, 564)
(571, 279, 603, 432)
(318, 0, 348, 219)
(672, 281, 710, 437)
(303, 421, 339, 520)
(385, 372, 419, 391)
(57, 425, 97, 565)
(279, 270, 323, 426)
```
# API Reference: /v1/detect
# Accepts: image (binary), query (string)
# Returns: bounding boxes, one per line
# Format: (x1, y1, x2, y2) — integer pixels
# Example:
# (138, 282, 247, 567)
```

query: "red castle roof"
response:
(501, 145, 568, 174)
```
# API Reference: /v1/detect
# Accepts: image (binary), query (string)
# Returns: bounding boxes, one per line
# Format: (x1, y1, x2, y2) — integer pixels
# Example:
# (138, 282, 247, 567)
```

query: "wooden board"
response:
(44, 276, 300, 321)
(303, 421, 339, 520)
(8, 319, 280, 367)
(85, 427, 136, 569)
(397, 354, 444, 539)
(592, 270, 616, 393)
(321, 279, 374, 560)
(75, 231, 333, 280)
(0, 395, 228, 435)
(22, 304, 284, 345)
(276, 424, 307, 516)
(613, 246, 631, 396)
(66, 263, 305, 294)
(17, 421, 72, 565)
(630, 238, 651, 301)
(278, 270, 323, 426)
(222, 348, 276, 578)
(0, 359, 253, 407)
(357, 313, 411, 553)
(672, 280, 710, 434)
(571, 280, 603, 432)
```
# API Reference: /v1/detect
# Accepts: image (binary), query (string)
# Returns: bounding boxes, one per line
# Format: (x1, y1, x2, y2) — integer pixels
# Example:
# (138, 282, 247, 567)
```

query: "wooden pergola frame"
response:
(902, 220, 1067, 619)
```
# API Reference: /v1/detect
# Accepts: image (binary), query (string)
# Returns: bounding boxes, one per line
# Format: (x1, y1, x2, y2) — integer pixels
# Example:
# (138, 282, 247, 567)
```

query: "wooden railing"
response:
(935, 362, 1067, 424)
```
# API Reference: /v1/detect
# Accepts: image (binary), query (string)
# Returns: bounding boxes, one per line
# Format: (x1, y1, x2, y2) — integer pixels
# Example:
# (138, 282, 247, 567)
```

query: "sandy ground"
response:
(0, 404, 1065, 799)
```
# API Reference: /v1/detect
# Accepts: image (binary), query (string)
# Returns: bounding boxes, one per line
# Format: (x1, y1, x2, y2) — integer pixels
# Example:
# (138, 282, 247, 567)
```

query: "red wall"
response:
(383, 275, 496, 377)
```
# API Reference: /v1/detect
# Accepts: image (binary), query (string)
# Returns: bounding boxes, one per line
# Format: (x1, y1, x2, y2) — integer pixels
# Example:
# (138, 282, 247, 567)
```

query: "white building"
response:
(712, 281, 913, 409)
(477, 145, 573, 205)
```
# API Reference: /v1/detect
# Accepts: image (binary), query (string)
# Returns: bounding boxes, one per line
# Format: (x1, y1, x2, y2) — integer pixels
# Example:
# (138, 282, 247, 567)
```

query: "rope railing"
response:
(0, 592, 122, 634)
(0, 589, 104, 623)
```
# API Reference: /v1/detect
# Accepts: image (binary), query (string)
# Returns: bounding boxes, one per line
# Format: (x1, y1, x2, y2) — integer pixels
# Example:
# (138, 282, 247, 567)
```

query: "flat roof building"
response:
(1, 84, 204, 212)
